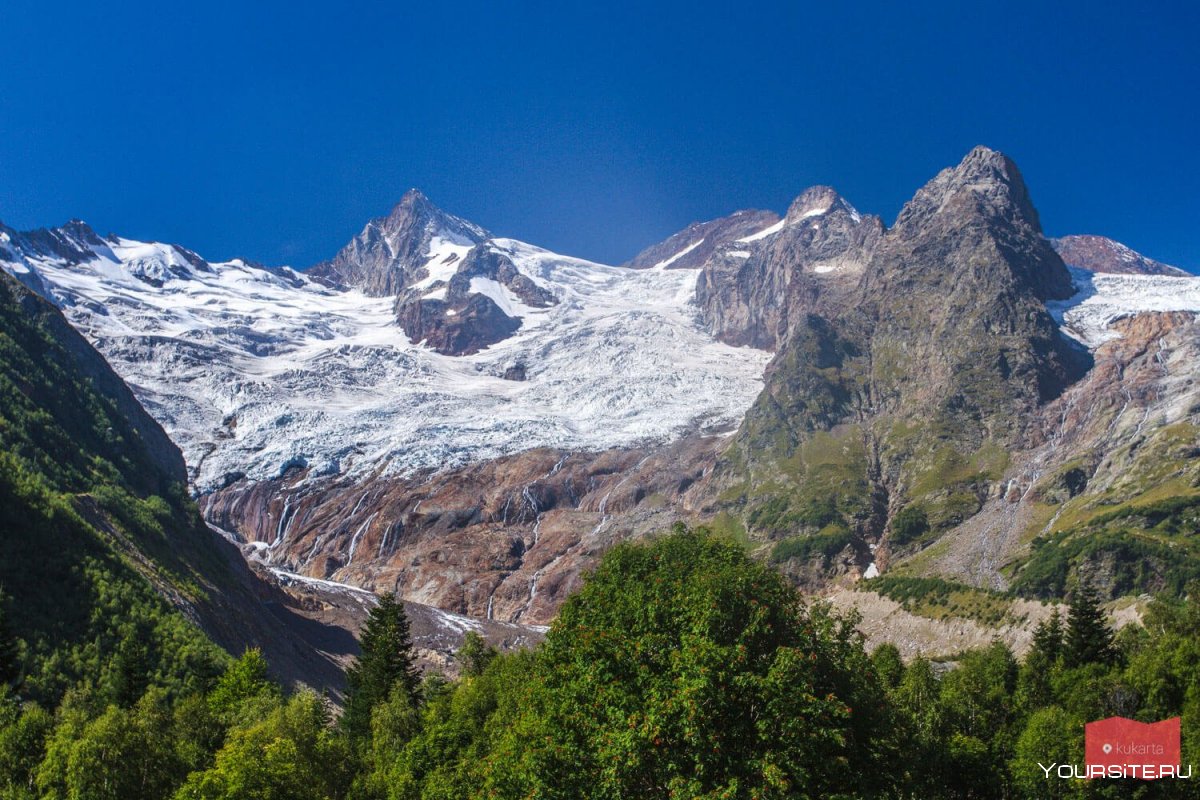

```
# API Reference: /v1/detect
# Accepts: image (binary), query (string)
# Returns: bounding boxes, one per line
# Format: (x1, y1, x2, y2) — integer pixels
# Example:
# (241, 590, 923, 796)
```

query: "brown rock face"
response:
(693, 187, 884, 350)
(1052, 234, 1191, 276)
(395, 293, 521, 356)
(914, 310, 1200, 592)
(200, 437, 726, 625)
(393, 245, 557, 355)
(624, 209, 781, 271)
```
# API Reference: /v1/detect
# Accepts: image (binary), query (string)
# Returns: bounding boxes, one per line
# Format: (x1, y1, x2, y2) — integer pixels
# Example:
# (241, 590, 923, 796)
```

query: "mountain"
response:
(1052, 234, 1191, 276)
(708, 147, 1087, 577)
(0, 216, 767, 494)
(623, 209, 780, 271)
(3, 146, 1199, 638)
(308, 188, 490, 295)
(693, 186, 884, 349)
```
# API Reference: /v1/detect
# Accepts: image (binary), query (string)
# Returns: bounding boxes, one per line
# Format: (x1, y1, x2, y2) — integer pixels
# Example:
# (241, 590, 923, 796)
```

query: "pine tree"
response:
(1064, 580, 1115, 667)
(341, 593, 419, 742)
(1030, 609, 1064, 663)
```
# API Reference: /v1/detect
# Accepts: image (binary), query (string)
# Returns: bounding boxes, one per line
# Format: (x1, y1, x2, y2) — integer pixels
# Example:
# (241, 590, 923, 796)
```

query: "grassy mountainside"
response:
(0, 272, 342, 704)
(0, 271, 237, 702)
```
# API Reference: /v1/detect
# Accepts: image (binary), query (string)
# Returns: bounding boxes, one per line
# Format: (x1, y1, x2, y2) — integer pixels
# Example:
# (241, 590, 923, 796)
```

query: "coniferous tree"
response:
(109, 630, 152, 707)
(341, 592, 419, 742)
(1064, 580, 1115, 667)
(1030, 609, 1065, 663)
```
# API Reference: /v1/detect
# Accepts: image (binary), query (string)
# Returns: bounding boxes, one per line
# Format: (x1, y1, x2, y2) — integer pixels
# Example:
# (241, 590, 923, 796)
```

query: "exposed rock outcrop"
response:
(393, 243, 557, 355)
(1052, 234, 1191, 277)
(309, 188, 488, 295)
(693, 187, 883, 350)
(624, 209, 780, 271)
(200, 436, 726, 625)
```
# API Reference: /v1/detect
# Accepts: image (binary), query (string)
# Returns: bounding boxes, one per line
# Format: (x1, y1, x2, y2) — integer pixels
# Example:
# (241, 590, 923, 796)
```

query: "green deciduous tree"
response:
(479, 525, 902, 799)
(0, 697, 52, 798)
(36, 689, 185, 800)
(207, 649, 279, 725)
(456, 632, 496, 679)
(1010, 707, 1084, 800)
(172, 691, 350, 800)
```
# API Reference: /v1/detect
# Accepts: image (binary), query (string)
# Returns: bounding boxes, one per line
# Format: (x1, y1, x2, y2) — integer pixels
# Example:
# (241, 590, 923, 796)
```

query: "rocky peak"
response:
(895, 145, 1041, 234)
(694, 187, 882, 351)
(784, 186, 858, 222)
(624, 209, 781, 271)
(3, 219, 106, 269)
(309, 190, 489, 296)
(882, 145, 1073, 302)
(393, 244, 558, 356)
(1051, 234, 1191, 277)
(59, 219, 106, 247)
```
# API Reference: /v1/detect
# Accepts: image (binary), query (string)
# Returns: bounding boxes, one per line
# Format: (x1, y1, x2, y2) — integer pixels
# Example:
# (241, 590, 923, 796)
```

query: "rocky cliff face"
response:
(394, 243, 558, 355)
(909, 309, 1200, 598)
(1052, 234, 1191, 277)
(309, 188, 489, 296)
(624, 209, 780, 271)
(200, 436, 726, 625)
(713, 147, 1092, 581)
(694, 186, 884, 350)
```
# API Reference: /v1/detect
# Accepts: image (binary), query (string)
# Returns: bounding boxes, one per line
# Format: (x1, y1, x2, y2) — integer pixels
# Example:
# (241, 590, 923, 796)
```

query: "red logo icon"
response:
(1085, 717, 1182, 780)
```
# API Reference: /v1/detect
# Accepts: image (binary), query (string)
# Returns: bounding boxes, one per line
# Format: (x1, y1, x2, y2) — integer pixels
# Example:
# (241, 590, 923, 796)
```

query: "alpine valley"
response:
(3, 145, 1199, 670)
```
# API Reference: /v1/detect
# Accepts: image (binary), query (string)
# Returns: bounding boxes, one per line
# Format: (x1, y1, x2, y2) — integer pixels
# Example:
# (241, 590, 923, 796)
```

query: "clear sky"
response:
(1, 1, 1196, 271)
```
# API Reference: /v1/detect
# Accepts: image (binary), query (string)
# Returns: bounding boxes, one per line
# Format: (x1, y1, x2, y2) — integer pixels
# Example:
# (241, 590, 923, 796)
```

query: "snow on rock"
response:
(651, 238, 705, 271)
(2, 227, 771, 492)
(1049, 267, 1200, 347)
(735, 218, 787, 243)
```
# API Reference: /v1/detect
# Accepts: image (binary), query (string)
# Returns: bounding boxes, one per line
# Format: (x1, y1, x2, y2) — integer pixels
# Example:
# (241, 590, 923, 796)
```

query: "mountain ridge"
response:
(2, 146, 1198, 627)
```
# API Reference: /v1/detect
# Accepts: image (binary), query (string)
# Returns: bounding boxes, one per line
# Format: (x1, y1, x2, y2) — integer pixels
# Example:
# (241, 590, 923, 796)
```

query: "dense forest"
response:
(3, 526, 1198, 799)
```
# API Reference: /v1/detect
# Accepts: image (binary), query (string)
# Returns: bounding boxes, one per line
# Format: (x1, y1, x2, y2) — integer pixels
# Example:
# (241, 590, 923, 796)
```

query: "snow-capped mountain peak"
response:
(0, 215, 771, 493)
(309, 189, 489, 296)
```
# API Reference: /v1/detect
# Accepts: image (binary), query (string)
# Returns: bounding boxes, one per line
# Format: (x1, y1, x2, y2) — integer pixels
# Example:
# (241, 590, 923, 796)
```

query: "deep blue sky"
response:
(1, 1, 1196, 271)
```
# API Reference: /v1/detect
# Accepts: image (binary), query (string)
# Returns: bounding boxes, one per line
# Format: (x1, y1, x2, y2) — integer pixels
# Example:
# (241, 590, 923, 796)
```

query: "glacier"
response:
(1, 227, 772, 491)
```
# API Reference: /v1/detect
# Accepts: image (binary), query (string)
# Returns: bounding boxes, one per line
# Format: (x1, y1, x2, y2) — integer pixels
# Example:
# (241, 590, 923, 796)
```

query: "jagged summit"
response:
(624, 208, 780, 271)
(310, 190, 489, 296)
(1052, 234, 1191, 277)
(895, 145, 1042, 234)
(784, 185, 859, 222)
(881, 145, 1073, 302)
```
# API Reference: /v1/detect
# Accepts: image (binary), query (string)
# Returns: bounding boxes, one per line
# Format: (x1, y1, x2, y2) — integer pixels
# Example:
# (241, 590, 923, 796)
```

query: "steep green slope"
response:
(0, 271, 237, 702)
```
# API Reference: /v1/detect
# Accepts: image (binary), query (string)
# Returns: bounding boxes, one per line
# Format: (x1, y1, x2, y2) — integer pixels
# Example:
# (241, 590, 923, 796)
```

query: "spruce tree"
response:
(1030, 609, 1064, 663)
(342, 592, 419, 741)
(1064, 580, 1115, 667)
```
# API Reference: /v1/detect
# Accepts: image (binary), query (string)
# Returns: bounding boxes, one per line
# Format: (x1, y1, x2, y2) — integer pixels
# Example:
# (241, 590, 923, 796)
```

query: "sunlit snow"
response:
(4, 233, 771, 491)
(1049, 267, 1200, 347)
